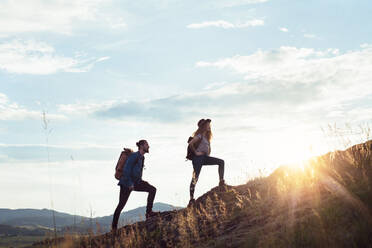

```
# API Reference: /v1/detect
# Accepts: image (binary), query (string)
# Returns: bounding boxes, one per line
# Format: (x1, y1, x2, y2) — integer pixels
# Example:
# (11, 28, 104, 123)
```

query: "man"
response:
(112, 139, 158, 232)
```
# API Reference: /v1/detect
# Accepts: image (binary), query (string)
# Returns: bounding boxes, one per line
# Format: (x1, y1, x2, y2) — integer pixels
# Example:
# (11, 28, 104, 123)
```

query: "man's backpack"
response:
(115, 148, 133, 180)
(186, 136, 202, 160)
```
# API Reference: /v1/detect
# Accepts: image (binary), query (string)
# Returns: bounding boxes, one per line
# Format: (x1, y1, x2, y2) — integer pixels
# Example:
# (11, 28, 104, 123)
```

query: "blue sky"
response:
(1, 0, 372, 217)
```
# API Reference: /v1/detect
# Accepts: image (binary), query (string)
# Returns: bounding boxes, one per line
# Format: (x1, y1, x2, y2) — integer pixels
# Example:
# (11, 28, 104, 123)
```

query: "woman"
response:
(188, 118, 225, 206)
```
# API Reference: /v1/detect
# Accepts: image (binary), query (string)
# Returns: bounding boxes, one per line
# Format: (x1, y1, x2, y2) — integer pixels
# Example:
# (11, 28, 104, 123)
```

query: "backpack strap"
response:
(128, 153, 145, 184)
(190, 135, 202, 152)
(130, 152, 143, 176)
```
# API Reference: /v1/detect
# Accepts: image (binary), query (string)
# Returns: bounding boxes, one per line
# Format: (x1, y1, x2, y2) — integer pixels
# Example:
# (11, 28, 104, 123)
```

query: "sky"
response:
(1, 0, 372, 218)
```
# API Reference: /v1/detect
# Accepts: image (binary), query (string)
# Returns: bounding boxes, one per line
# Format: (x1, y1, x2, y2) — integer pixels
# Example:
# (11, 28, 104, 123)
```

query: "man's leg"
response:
(112, 186, 131, 230)
(204, 156, 225, 182)
(134, 180, 156, 214)
(190, 156, 203, 200)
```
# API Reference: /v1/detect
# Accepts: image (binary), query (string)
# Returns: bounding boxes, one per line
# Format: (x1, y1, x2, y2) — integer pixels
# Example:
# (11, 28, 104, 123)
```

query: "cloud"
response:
(59, 98, 194, 123)
(56, 80, 322, 125)
(0, 0, 126, 35)
(187, 19, 264, 29)
(0, 93, 66, 121)
(196, 45, 372, 112)
(58, 100, 116, 116)
(0, 40, 109, 74)
(58, 45, 372, 130)
(279, 27, 289, 32)
(203, 82, 228, 90)
(0, 142, 118, 163)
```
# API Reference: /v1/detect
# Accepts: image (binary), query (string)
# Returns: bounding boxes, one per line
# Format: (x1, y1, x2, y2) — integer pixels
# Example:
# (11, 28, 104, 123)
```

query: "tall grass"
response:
(42, 110, 57, 242)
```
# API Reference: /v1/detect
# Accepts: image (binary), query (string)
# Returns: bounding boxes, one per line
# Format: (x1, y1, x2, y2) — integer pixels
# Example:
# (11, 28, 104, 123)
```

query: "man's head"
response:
(136, 139, 149, 154)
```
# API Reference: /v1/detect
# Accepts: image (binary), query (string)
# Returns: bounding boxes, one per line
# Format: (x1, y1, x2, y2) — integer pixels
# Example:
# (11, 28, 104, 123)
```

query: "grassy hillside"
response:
(29, 140, 372, 248)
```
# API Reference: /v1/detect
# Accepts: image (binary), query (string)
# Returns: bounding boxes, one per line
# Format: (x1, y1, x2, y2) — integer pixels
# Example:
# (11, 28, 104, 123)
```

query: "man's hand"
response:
(128, 186, 134, 191)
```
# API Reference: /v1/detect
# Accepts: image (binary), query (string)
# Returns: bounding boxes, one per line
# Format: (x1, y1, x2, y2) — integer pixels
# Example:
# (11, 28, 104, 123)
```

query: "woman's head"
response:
(194, 119, 212, 142)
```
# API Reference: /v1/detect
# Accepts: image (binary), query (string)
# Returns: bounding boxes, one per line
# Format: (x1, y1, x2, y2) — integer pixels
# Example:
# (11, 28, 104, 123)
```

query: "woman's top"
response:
(195, 134, 210, 155)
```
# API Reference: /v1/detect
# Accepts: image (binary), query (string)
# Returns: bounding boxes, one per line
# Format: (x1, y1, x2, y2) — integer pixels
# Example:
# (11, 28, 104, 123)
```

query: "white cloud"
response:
(196, 45, 372, 109)
(96, 56, 111, 62)
(203, 82, 228, 90)
(56, 45, 372, 128)
(279, 27, 289, 32)
(0, 40, 109, 74)
(187, 19, 264, 29)
(0, 93, 66, 121)
(57, 100, 118, 116)
(0, 0, 126, 35)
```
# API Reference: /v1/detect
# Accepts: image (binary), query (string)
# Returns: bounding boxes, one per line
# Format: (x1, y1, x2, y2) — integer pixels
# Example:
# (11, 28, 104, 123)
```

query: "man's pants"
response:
(112, 180, 156, 229)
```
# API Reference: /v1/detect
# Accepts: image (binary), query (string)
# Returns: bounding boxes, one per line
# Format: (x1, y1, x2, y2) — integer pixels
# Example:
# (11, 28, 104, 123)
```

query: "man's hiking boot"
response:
(188, 198, 196, 207)
(146, 211, 160, 220)
(111, 227, 118, 237)
(219, 179, 226, 187)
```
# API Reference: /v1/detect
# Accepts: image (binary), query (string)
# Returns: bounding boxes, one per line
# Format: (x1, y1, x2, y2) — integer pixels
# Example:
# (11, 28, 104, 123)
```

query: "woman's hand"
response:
(195, 151, 204, 156)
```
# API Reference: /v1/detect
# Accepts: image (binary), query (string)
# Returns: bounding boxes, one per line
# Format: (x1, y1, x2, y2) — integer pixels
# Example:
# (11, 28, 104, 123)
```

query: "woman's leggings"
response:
(190, 155, 225, 199)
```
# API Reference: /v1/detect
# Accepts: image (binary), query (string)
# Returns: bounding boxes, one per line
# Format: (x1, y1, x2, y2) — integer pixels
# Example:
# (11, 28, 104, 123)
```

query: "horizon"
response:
(1, 0, 372, 217)
(0, 201, 180, 218)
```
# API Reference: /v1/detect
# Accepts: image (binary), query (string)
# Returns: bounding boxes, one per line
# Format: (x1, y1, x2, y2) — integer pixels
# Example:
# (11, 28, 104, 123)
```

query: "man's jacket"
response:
(118, 151, 144, 187)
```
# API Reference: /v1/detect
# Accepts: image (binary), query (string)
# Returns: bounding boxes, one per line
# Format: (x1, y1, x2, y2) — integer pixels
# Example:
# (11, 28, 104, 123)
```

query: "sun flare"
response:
(267, 131, 328, 170)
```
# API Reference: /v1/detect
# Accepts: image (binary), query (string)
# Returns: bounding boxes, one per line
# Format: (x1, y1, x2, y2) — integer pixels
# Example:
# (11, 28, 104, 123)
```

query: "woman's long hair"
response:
(193, 122, 213, 142)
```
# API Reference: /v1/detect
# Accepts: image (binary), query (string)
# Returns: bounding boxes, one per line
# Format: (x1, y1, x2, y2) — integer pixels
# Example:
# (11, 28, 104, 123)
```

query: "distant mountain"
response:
(0, 224, 50, 237)
(0, 208, 83, 229)
(0, 202, 181, 234)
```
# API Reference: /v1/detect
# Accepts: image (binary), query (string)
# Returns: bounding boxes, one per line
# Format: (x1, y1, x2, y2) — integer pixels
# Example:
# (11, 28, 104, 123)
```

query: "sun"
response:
(268, 130, 328, 170)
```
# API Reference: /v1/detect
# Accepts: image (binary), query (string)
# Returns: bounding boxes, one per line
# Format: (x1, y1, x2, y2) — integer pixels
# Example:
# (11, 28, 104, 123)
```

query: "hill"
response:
(0, 203, 180, 233)
(29, 140, 372, 247)
(0, 224, 49, 236)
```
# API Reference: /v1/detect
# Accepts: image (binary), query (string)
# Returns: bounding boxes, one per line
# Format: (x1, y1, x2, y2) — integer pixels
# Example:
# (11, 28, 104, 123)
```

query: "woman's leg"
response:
(112, 186, 131, 230)
(190, 155, 203, 199)
(203, 156, 225, 182)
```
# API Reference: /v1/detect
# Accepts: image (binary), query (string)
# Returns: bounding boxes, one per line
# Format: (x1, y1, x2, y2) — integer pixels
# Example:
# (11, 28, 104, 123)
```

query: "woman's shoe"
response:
(146, 211, 160, 220)
(219, 179, 226, 187)
(188, 198, 196, 207)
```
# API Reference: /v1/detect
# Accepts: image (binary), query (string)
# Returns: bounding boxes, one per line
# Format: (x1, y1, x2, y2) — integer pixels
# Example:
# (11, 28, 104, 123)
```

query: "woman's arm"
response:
(188, 135, 203, 155)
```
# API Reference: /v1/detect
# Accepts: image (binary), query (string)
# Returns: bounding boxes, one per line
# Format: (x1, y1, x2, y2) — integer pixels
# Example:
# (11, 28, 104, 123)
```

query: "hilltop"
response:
(30, 140, 372, 248)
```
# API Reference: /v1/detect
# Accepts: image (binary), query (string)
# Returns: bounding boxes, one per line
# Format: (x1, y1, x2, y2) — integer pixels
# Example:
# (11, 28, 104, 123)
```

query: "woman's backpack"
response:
(115, 148, 133, 180)
(186, 136, 202, 160)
